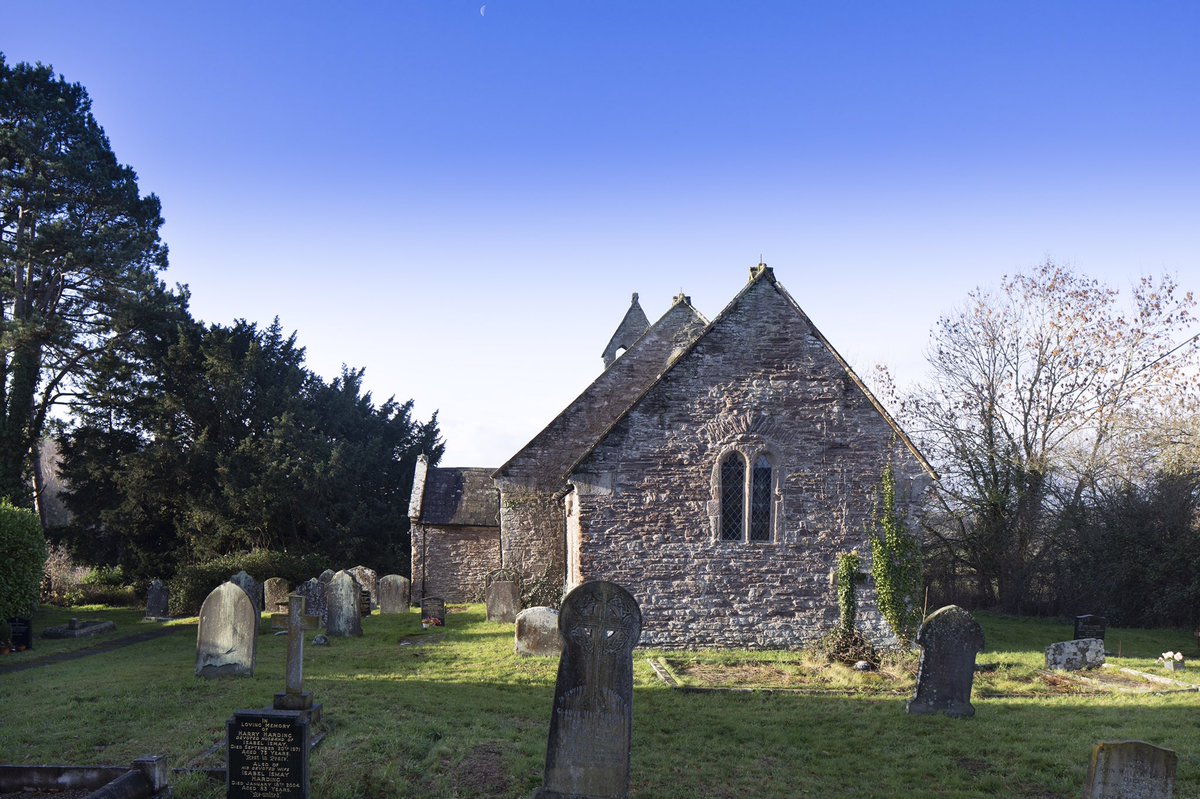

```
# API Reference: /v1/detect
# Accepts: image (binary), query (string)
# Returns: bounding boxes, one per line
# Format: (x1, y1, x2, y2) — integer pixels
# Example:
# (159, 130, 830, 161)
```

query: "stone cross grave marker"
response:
(195, 581, 258, 677)
(535, 580, 642, 799)
(485, 577, 521, 624)
(263, 577, 291, 614)
(378, 575, 411, 614)
(347, 565, 378, 610)
(295, 578, 327, 626)
(516, 607, 563, 657)
(1075, 614, 1108, 642)
(229, 570, 263, 617)
(273, 594, 320, 720)
(227, 709, 309, 799)
(1084, 740, 1176, 799)
(325, 571, 363, 637)
(906, 604, 985, 718)
(144, 579, 169, 620)
(421, 597, 446, 627)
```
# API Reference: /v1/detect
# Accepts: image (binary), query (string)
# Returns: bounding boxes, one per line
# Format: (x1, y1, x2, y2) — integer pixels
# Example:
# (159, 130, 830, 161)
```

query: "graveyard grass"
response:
(1, 607, 1199, 798)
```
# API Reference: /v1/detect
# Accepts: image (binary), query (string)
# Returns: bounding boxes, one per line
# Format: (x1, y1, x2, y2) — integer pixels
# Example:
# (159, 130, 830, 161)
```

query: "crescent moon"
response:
(480, 4, 486, 15)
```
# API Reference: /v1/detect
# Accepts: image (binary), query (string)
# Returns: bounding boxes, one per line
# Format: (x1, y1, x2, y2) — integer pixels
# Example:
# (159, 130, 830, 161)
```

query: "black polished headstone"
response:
(421, 597, 446, 626)
(535, 580, 642, 799)
(227, 709, 309, 799)
(145, 579, 169, 619)
(7, 617, 32, 650)
(1074, 614, 1107, 641)
(906, 605, 984, 719)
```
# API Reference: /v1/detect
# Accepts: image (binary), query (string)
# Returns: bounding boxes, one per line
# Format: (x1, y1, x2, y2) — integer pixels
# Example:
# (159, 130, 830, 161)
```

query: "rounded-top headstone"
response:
(325, 570, 363, 637)
(515, 606, 562, 657)
(378, 575, 411, 614)
(229, 570, 263, 617)
(318, 569, 335, 584)
(195, 581, 258, 677)
(347, 565, 379, 609)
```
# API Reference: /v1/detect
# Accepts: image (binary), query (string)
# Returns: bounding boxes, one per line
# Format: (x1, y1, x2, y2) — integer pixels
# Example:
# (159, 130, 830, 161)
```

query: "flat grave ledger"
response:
(43, 618, 116, 638)
(1084, 740, 1176, 799)
(227, 709, 309, 799)
(421, 597, 446, 627)
(1075, 615, 1108, 642)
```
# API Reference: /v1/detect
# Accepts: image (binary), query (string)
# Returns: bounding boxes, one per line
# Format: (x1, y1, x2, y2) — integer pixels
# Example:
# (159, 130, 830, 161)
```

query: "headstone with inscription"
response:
(485, 580, 521, 624)
(1084, 740, 1176, 799)
(145, 579, 169, 620)
(196, 582, 258, 677)
(535, 580, 642, 799)
(325, 571, 362, 637)
(230, 570, 264, 617)
(516, 607, 563, 657)
(7, 617, 32, 650)
(264, 578, 291, 613)
(347, 565, 378, 609)
(421, 597, 446, 627)
(906, 604, 984, 719)
(1046, 638, 1105, 671)
(295, 578, 327, 626)
(378, 575, 411, 613)
(227, 709, 309, 799)
(1075, 614, 1108, 642)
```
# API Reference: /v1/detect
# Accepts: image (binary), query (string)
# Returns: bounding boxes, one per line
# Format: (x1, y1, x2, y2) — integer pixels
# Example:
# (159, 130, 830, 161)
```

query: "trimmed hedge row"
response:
(0, 502, 48, 619)
(169, 549, 328, 617)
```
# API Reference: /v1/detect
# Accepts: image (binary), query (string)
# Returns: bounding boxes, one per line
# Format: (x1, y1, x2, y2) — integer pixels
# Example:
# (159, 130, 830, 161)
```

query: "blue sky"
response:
(6, 2, 1198, 465)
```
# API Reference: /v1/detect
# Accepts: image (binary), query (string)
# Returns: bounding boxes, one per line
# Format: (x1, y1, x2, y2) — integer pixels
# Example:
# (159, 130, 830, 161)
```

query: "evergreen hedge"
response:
(0, 501, 48, 619)
(169, 549, 328, 616)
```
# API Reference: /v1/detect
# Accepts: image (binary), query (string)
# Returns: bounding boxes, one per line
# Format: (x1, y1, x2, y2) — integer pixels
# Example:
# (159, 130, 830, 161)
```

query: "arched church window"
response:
(719, 453, 745, 541)
(749, 454, 773, 541)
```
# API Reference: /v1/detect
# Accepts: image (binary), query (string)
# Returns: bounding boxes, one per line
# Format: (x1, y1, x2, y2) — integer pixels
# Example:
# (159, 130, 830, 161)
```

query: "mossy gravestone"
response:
(144, 579, 169, 620)
(906, 604, 984, 719)
(325, 571, 362, 637)
(535, 581, 642, 799)
(263, 577, 291, 614)
(296, 578, 327, 626)
(378, 575, 410, 614)
(196, 582, 258, 677)
(1084, 740, 1176, 798)
(485, 581, 520, 624)
(230, 570, 263, 617)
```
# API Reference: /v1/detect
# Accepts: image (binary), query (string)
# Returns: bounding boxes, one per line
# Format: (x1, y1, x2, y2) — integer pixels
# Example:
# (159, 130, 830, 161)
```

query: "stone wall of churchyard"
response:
(410, 523, 502, 603)
(496, 484, 567, 595)
(567, 276, 930, 649)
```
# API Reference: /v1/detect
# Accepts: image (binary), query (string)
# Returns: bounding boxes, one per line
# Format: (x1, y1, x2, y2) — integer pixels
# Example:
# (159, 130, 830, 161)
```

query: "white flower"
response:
(1175, 652, 1184, 661)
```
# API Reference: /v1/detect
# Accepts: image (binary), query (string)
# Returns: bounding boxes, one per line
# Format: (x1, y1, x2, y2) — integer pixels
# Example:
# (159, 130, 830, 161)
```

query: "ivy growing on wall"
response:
(870, 462, 924, 645)
(836, 549, 860, 635)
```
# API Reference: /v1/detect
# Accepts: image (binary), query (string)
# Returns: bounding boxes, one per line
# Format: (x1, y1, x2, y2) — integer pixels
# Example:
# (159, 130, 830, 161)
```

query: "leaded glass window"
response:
(720, 454, 745, 541)
(749, 455, 772, 541)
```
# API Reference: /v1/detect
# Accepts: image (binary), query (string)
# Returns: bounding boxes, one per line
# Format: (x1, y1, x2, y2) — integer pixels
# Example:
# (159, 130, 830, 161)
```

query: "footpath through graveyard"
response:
(0, 627, 178, 675)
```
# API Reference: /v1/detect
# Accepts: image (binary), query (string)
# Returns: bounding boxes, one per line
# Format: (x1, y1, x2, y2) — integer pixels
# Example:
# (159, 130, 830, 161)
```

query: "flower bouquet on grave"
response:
(421, 617, 444, 629)
(1157, 651, 1185, 672)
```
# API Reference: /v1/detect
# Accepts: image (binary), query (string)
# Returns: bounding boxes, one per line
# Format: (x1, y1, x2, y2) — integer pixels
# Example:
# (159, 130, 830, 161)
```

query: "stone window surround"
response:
(709, 442, 781, 544)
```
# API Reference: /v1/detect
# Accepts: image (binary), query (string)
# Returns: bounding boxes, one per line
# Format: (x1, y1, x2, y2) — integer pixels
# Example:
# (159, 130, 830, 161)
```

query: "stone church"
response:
(408, 265, 934, 648)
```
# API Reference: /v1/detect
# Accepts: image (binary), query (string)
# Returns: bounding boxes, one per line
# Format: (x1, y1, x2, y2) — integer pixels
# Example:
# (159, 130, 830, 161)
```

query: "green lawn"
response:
(0, 605, 1197, 798)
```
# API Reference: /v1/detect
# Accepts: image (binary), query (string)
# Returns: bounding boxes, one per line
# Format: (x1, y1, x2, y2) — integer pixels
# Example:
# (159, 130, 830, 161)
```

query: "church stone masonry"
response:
(410, 265, 934, 648)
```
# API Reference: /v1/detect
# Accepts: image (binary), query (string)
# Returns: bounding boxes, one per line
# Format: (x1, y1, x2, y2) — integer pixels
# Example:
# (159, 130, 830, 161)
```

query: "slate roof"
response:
(418, 467, 500, 527)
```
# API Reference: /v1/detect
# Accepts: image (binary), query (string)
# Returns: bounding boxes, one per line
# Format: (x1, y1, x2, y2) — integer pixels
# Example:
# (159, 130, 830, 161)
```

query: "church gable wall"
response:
(497, 485, 567, 600)
(570, 277, 929, 648)
(411, 523, 501, 604)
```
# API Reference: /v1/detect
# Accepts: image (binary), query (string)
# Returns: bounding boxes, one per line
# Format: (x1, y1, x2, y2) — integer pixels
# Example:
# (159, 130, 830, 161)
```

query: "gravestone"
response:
(347, 565, 378, 609)
(1084, 740, 1176, 799)
(264, 577, 291, 613)
(515, 607, 563, 657)
(318, 569, 335, 585)
(378, 575, 411, 614)
(535, 581, 642, 799)
(196, 581, 258, 677)
(1075, 614, 1108, 642)
(230, 570, 263, 617)
(1046, 638, 1105, 671)
(43, 618, 116, 638)
(227, 709, 309, 799)
(295, 578, 327, 626)
(325, 571, 362, 637)
(485, 580, 521, 624)
(274, 594, 320, 722)
(7, 617, 33, 650)
(906, 604, 984, 718)
(144, 579, 169, 620)
(421, 597, 446, 627)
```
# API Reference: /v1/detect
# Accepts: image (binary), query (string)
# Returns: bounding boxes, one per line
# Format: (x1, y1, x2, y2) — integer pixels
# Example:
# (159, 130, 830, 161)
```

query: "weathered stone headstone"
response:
(420, 597, 446, 627)
(906, 604, 984, 719)
(295, 578, 327, 626)
(144, 579, 169, 620)
(1075, 614, 1108, 642)
(347, 565, 378, 609)
(196, 581, 258, 677)
(515, 607, 563, 657)
(229, 570, 263, 617)
(535, 581, 642, 799)
(318, 569, 335, 585)
(378, 575, 411, 613)
(325, 571, 362, 637)
(1046, 638, 1105, 671)
(1084, 740, 1176, 799)
(485, 580, 521, 624)
(264, 577, 291, 613)
(227, 709, 309, 799)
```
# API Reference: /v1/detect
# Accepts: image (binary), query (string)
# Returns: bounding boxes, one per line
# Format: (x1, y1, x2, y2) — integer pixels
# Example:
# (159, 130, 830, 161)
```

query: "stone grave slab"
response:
(485, 580, 520, 624)
(1084, 740, 1176, 798)
(145, 579, 169, 619)
(516, 607, 563, 657)
(1075, 614, 1108, 642)
(378, 575, 411, 614)
(264, 577, 291, 614)
(421, 597, 446, 628)
(227, 709, 309, 799)
(906, 604, 984, 718)
(325, 571, 362, 637)
(196, 581, 258, 677)
(230, 570, 263, 617)
(1046, 638, 1105, 671)
(535, 580, 642, 799)
(43, 618, 116, 638)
